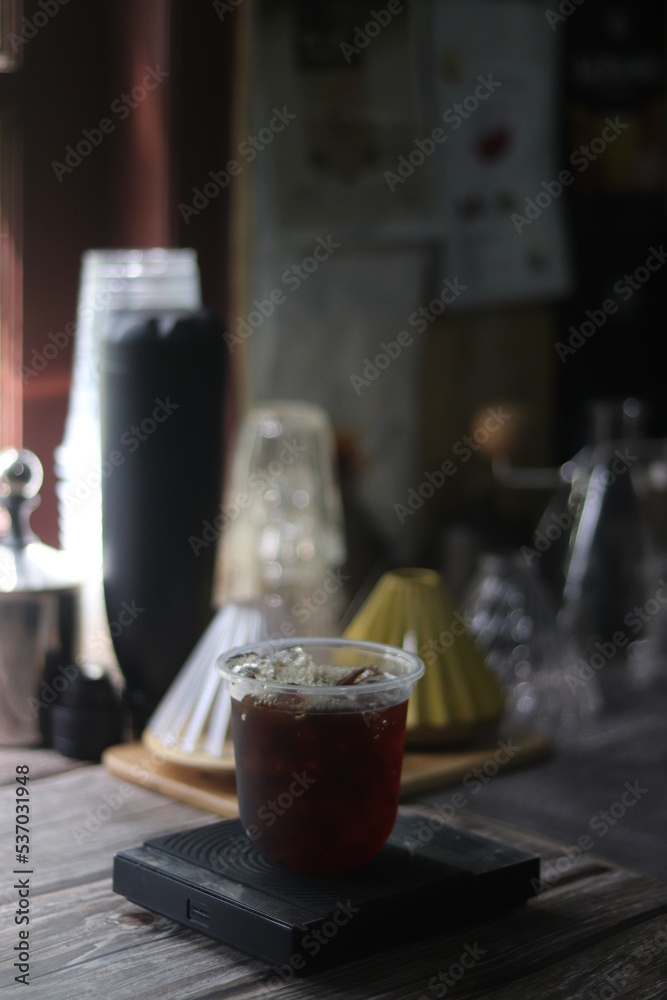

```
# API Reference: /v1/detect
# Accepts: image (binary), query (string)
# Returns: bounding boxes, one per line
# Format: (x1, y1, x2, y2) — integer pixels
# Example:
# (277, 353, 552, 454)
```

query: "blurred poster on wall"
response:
(429, 0, 572, 308)
(256, 0, 437, 243)
(241, 1, 433, 563)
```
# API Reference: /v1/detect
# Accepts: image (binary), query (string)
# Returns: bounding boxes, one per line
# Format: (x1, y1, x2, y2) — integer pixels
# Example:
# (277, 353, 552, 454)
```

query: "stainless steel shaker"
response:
(0, 449, 80, 746)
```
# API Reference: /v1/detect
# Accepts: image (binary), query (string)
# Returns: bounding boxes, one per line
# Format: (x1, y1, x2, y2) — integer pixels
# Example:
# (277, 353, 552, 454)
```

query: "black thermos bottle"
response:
(99, 309, 227, 734)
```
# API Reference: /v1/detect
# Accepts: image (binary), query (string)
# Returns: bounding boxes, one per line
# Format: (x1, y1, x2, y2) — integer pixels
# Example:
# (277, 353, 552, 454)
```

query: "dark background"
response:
(3, 0, 666, 550)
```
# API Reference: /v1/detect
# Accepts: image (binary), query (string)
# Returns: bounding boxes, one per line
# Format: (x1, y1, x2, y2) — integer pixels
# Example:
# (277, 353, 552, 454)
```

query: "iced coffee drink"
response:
(218, 639, 424, 873)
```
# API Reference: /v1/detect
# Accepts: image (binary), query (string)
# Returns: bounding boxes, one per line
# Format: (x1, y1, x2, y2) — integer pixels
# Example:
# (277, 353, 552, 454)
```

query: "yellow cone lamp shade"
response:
(344, 568, 505, 746)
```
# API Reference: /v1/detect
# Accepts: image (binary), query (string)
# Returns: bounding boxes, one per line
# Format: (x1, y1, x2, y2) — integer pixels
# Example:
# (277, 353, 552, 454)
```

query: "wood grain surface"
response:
(1, 749, 666, 999)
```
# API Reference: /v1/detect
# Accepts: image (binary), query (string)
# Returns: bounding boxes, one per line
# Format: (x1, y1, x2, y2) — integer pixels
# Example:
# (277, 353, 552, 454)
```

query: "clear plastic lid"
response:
(217, 637, 424, 711)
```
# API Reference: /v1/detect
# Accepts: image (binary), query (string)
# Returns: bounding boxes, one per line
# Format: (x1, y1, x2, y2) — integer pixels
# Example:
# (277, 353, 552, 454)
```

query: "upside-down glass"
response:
(217, 638, 424, 872)
(216, 402, 346, 635)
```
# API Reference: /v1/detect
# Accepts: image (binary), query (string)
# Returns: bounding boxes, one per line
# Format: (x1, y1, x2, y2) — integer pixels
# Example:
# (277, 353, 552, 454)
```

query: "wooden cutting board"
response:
(102, 729, 550, 818)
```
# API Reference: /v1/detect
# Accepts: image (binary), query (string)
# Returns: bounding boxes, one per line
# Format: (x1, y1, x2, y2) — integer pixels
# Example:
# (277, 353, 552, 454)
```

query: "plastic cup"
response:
(217, 637, 424, 872)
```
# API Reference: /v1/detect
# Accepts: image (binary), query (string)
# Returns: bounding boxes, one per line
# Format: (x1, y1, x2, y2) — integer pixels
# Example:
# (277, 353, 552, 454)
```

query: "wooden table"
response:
(1, 697, 667, 1000)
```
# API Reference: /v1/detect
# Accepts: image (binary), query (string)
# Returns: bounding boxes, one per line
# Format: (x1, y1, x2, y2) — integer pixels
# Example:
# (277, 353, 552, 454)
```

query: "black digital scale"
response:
(113, 807, 539, 970)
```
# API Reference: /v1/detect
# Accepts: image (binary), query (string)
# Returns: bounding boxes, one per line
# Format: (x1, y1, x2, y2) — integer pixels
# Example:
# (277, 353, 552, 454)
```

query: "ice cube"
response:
(227, 647, 393, 688)
(336, 666, 387, 686)
(225, 651, 264, 678)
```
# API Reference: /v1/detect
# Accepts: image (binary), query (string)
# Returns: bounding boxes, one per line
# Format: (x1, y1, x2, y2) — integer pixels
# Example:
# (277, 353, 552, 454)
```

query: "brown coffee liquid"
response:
(231, 695, 408, 872)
